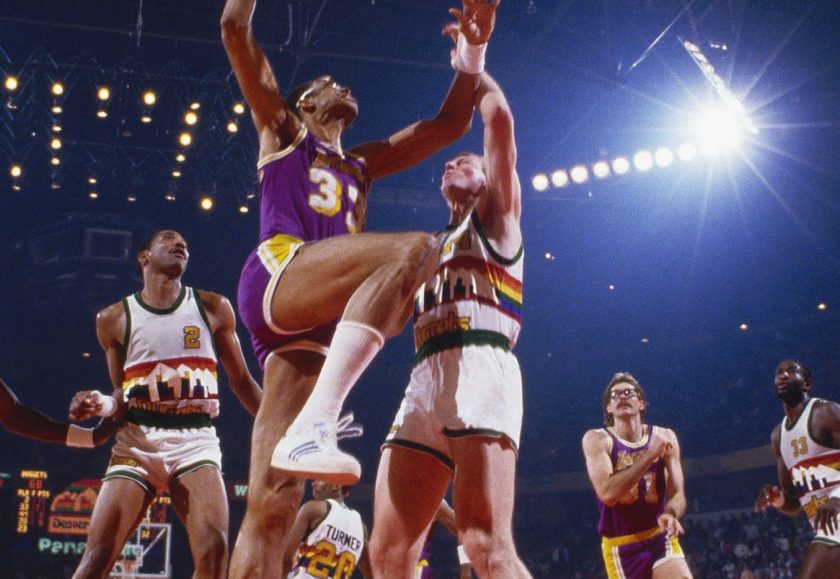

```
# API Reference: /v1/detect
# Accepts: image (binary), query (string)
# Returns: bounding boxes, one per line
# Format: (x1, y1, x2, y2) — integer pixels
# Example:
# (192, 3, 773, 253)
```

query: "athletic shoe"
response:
(270, 413, 364, 485)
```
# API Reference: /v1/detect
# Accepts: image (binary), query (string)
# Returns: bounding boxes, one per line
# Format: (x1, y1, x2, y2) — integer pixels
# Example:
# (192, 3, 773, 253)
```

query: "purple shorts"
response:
(237, 235, 337, 368)
(601, 528, 684, 579)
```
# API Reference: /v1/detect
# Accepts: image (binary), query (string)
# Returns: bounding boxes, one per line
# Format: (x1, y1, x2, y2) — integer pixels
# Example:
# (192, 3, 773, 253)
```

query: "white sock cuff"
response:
(336, 320, 385, 348)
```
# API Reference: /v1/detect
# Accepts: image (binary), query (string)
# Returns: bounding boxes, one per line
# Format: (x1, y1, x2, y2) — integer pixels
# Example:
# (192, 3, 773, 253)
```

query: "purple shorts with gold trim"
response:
(237, 233, 336, 367)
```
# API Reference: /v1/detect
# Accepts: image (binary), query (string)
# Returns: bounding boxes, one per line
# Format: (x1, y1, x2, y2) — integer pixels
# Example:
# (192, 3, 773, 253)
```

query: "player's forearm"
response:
(664, 491, 687, 520)
(434, 72, 479, 139)
(600, 452, 659, 504)
(4, 404, 68, 444)
(232, 377, 263, 417)
(221, 0, 257, 29)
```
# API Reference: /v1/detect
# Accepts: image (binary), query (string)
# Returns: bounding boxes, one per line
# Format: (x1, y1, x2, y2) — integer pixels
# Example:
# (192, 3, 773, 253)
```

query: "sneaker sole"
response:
(270, 457, 361, 485)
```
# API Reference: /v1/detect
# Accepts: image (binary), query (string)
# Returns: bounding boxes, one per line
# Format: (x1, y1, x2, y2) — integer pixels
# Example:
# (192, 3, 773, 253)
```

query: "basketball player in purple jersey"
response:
(221, 0, 499, 576)
(754, 359, 840, 577)
(582, 373, 692, 579)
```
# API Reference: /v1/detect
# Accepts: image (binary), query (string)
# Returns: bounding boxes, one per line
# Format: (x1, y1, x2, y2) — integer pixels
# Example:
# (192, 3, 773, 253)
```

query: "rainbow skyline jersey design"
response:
(413, 210, 523, 362)
(779, 397, 840, 543)
(121, 286, 220, 419)
(257, 127, 369, 244)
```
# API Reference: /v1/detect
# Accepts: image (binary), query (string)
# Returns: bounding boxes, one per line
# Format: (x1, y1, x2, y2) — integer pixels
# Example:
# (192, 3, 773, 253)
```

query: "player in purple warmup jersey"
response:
(221, 0, 499, 576)
(582, 373, 692, 579)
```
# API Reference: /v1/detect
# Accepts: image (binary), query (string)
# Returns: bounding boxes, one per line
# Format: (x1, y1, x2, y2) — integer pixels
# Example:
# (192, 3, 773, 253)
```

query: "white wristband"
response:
(457, 544, 470, 565)
(453, 34, 486, 75)
(66, 424, 95, 448)
(91, 391, 118, 417)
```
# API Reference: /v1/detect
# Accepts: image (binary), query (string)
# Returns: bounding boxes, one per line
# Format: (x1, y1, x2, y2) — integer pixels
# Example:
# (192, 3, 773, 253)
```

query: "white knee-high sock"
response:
(288, 320, 384, 433)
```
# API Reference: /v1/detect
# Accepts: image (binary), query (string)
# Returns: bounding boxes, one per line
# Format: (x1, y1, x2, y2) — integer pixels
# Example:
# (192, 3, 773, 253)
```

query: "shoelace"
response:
(335, 412, 364, 441)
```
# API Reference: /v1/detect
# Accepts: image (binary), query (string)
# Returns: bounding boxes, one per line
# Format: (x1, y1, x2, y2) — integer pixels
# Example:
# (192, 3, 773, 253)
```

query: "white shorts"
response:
(384, 345, 523, 470)
(104, 422, 222, 493)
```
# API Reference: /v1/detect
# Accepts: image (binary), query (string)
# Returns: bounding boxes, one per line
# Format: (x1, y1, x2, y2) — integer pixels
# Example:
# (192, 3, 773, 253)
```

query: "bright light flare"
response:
(200, 196, 214, 211)
(50, 137, 62, 150)
(654, 147, 674, 168)
(10, 164, 22, 178)
(5, 76, 18, 91)
(550, 170, 568, 188)
(178, 132, 192, 147)
(532, 174, 549, 191)
(633, 150, 654, 172)
(97, 87, 111, 101)
(592, 161, 610, 179)
(184, 111, 198, 126)
(569, 165, 589, 184)
(612, 157, 630, 175)
(677, 143, 697, 162)
(142, 90, 157, 106)
(51, 82, 64, 96)
(233, 102, 246, 115)
(696, 107, 743, 153)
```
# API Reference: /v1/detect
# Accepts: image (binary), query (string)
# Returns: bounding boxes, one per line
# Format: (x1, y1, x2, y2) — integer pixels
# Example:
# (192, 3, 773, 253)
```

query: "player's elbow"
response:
(220, 18, 247, 47)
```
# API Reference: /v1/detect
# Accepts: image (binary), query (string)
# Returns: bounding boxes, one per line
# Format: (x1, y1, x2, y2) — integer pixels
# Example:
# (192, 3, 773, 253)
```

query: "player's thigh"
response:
(274, 231, 433, 328)
(652, 556, 692, 579)
(450, 435, 518, 533)
(372, 446, 451, 552)
(170, 466, 228, 542)
(798, 541, 840, 578)
(85, 477, 153, 552)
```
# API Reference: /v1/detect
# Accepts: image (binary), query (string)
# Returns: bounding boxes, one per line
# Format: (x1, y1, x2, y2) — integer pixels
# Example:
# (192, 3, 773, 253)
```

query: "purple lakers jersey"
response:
(597, 425, 667, 537)
(257, 128, 368, 243)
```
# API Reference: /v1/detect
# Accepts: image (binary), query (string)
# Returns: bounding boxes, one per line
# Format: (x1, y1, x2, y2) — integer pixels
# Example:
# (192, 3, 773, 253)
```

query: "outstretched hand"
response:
(443, 0, 500, 46)
(657, 512, 685, 537)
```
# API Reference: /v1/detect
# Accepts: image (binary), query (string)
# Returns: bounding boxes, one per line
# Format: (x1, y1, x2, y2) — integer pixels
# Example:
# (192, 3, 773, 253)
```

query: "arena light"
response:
(200, 196, 214, 211)
(127, 194, 137, 203)
(184, 111, 198, 126)
(88, 191, 98, 199)
(695, 106, 743, 154)
(245, 191, 256, 200)
(632, 150, 654, 172)
(50, 157, 61, 166)
(171, 170, 181, 178)
(175, 153, 186, 163)
(592, 160, 610, 179)
(739, 323, 749, 331)
(97, 87, 111, 101)
(88, 176, 97, 185)
(178, 132, 192, 147)
(142, 90, 157, 106)
(818, 303, 827, 311)
(51, 104, 63, 115)
(612, 157, 630, 175)
(51, 124, 62, 132)
(550, 169, 568, 188)
(96, 109, 108, 119)
(49, 137, 62, 150)
(226, 121, 238, 133)
(165, 193, 176, 202)
(677, 143, 697, 162)
(189, 101, 200, 110)
(141, 114, 152, 124)
(238, 204, 249, 214)
(4, 76, 18, 91)
(569, 165, 589, 184)
(654, 147, 674, 168)
(233, 102, 246, 115)
(532, 173, 549, 192)
(10, 164, 22, 178)
(51, 82, 64, 96)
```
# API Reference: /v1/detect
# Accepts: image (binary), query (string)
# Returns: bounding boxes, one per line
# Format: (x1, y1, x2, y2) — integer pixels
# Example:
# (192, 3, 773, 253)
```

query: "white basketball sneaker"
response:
(270, 413, 364, 485)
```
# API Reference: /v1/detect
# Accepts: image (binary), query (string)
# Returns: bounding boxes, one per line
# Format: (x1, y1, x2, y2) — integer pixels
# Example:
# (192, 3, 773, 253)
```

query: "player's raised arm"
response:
(221, 0, 300, 147)
(352, 0, 500, 181)
(475, 72, 521, 225)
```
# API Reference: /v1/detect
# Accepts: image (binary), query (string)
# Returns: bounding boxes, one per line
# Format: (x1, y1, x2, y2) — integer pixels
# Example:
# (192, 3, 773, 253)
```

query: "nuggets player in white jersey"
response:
(282, 479, 371, 578)
(369, 63, 530, 577)
(755, 359, 840, 577)
(68, 230, 262, 579)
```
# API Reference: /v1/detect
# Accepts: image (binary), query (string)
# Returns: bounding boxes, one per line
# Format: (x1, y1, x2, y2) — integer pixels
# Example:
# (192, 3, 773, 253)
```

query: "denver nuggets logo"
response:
(442, 230, 471, 257)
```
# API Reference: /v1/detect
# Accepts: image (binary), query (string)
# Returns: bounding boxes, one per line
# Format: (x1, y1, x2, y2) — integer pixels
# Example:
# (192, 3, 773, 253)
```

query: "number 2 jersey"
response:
(596, 425, 667, 538)
(779, 397, 840, 543)
(121, 286, 219, 425)
(290, 499, 365, 579)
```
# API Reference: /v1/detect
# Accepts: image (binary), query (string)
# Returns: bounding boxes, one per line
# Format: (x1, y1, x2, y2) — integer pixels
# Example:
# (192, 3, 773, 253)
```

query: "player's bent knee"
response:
(393, 233, 438, 286)
(245, 476, 304, 531)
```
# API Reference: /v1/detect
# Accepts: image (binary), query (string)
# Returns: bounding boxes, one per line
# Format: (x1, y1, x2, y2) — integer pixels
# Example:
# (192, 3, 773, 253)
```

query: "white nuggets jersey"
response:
(122, 287, 220, 418)
(290, 499, 364, 579)
(413, 211, 523, 361)
(779, 397, 840, 543)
